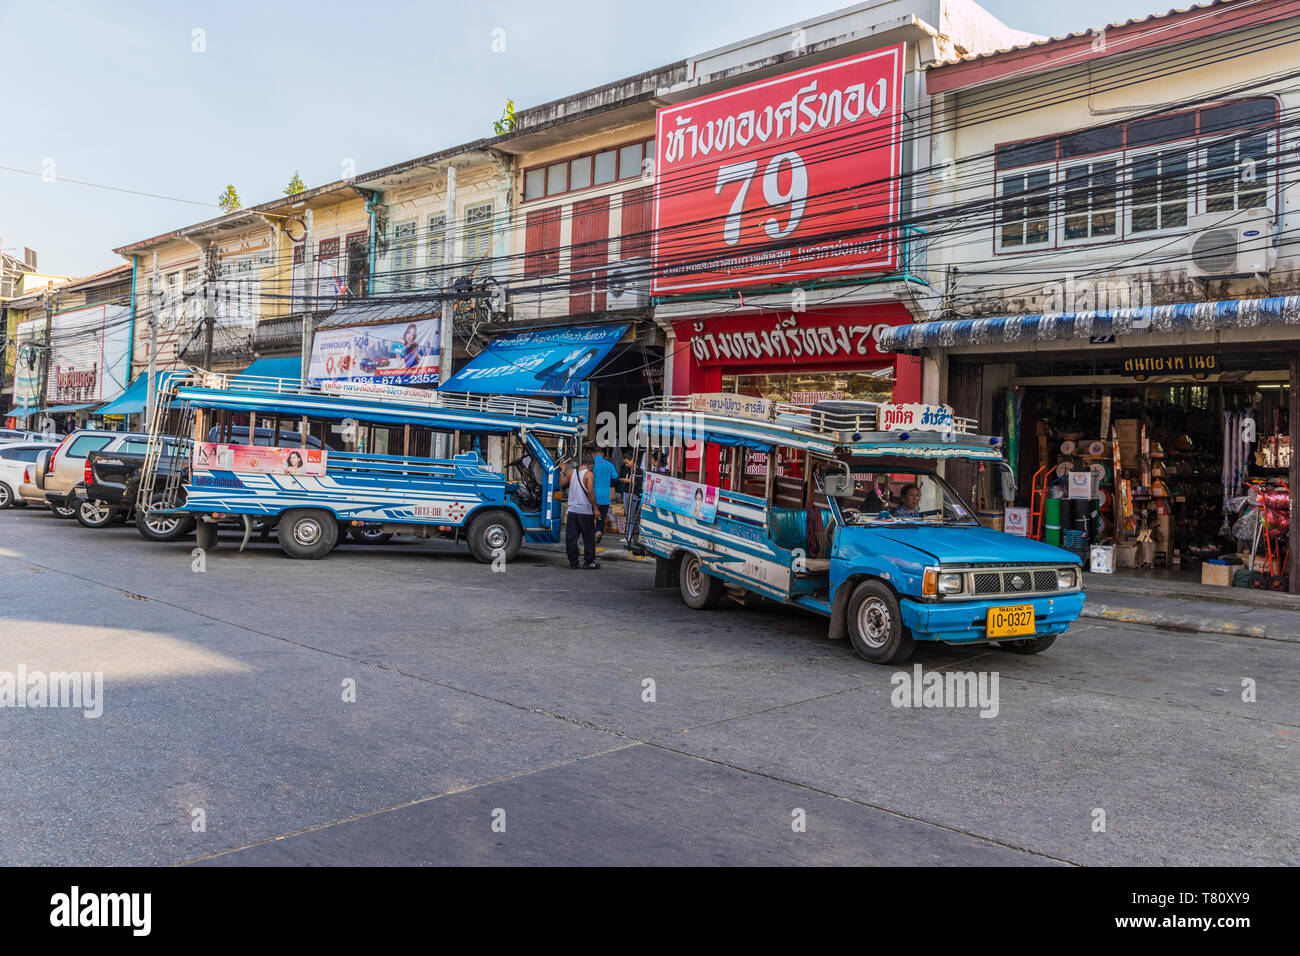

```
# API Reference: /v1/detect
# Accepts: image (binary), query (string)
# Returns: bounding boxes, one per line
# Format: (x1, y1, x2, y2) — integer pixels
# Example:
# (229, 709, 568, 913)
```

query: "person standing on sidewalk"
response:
(619, 451, 639, 538)
(561, 455, 599, 569)
(591, 448, 620, 542)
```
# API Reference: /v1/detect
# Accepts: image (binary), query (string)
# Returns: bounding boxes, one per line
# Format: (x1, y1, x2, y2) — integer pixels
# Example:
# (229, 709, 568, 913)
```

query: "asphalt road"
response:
(1, 506, 1296, 866)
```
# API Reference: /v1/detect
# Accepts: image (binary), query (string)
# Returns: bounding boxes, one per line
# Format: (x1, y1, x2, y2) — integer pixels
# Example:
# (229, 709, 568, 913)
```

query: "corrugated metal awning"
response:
(314, 297, 442, 330)
(880, 296, 1300, 354)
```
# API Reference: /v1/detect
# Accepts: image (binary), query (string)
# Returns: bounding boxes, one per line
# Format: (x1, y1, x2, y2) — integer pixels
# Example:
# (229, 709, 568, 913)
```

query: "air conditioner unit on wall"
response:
(1186, 207, 1276, 279)
(606, 258, 650, 310)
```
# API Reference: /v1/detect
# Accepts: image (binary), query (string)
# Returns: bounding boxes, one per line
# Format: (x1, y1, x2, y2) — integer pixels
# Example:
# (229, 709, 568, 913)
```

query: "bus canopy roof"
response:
(166, 371, 583, 436)
(637, 395, 1006, 461)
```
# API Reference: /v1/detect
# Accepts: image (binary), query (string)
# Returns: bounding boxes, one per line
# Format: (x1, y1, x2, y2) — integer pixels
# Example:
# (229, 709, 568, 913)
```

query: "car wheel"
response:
(679, 552, 724, 609)
(0, 482, 12, 509)
(846, 579, 914, 664)
(278, 508, 338, 560)
(50, 499, 78, 519)
(997, 633, 1057, 655)
(76, 498, 120, 529)
(136, 495, 196, 542)
(350, 526, 394, 545)
(466, 509, 521, 564)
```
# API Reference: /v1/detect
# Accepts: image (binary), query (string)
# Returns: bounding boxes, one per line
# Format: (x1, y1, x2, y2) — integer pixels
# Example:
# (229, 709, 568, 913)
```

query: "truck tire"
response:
(997, 634, 1057, 655)
(76, 497, 121, 529)
(278, 508, 338, 560)
(466, 509, 521, 564)
(679, 552, 724, 609)
(0, 481, 13, 509)
(136, 495, 196, 542)
(846, 579, 914, 665)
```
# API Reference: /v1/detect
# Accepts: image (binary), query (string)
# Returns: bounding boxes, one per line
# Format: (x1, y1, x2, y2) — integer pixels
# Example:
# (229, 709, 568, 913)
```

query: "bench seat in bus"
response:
(767, 508, 834, 572)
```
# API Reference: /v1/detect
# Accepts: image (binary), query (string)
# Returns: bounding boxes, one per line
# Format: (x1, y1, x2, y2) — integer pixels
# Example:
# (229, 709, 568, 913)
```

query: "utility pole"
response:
(145, 252, 159, 428)
(437, 167, 458, 458)
(201, 243, 218, 369)
(39, 285, 55, 425)
(299, 208, 315, 389)
(439, 165, 457, 390)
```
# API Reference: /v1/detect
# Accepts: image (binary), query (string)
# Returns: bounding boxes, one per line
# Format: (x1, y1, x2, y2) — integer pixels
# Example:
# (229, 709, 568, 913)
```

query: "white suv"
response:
(0, 440, 59, 509)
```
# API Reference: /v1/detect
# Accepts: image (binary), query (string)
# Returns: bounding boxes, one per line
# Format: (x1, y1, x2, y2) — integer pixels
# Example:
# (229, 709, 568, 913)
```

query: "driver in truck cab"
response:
(895, 483, 923, 518)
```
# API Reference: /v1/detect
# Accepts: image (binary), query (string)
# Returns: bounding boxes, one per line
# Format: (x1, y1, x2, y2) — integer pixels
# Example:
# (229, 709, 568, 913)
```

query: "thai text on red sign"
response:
(652, 45, 904, 295)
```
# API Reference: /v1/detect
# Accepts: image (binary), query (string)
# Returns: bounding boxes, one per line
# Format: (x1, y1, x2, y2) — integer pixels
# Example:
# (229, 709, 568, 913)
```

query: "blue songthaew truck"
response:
(630, 394, 1085, 664)
(136, 369, 582, 561)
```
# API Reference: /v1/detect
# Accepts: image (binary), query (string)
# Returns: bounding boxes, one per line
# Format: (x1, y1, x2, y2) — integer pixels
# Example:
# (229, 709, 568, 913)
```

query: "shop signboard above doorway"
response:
(1121, 353, 1218, 380)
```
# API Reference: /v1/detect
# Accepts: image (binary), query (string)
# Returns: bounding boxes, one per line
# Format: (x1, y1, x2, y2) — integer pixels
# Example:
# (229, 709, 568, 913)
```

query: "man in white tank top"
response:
(562, 454, 599, 569)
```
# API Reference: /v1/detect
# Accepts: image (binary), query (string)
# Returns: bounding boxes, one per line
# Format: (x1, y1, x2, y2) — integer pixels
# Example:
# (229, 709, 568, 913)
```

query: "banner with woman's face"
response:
(193, 443, 327, 476)
(308, 318, 441, 387)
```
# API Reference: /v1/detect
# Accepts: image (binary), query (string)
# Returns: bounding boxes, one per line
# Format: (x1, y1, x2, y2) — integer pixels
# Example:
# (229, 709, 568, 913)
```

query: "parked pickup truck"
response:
(85, 426, 326, 542)
(84, 441, 195, 540)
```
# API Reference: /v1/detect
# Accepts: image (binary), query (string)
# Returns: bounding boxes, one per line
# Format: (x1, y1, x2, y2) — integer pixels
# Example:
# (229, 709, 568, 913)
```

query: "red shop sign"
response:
(652, 45, 904, 296)
(679, 305, 908, 369)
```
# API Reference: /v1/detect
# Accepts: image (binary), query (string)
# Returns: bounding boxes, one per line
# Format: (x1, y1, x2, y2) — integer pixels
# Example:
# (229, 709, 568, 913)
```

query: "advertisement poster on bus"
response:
(643, 473, 719, 524)
(308, 318, 441, 386)
(652, 45, 904, 295)
(193, 443, 327, 476)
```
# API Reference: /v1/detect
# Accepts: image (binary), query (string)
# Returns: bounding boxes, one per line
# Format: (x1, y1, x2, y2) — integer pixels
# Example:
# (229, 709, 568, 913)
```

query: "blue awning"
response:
(231, 356, 302, 383)
(43, 403, 99, 414)
(880, 296, 1300, 354)
(95, 370, 187, 416)
(5, 405, 39, 417)
(440, 323, 628, 397)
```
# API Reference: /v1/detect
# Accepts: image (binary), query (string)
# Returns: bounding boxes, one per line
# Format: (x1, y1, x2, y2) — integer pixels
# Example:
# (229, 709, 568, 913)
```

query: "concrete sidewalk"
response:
(523, 541, 1300, 644)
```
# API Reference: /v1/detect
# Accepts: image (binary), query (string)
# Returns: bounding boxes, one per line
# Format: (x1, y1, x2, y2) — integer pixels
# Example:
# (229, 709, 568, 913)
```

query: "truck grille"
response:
(966, 566, 1064, 598)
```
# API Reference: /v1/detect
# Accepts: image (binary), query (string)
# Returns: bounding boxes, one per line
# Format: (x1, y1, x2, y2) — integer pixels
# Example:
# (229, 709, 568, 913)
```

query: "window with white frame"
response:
(1204, 131, 1269, 213)
(1061, 159, 1118, 242)
(463, 202, 495, 270)
(993, 97, 1278, 253)
(1129, 148, 1190, 234)
(426, 213, 446, 287)
(390, 220, 416, 292)
(999, 168, 1052, 248)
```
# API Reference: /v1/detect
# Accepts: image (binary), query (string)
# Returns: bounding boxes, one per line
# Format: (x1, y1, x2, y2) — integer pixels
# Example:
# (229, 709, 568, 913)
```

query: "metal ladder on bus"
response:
(136, 371, 194, 518)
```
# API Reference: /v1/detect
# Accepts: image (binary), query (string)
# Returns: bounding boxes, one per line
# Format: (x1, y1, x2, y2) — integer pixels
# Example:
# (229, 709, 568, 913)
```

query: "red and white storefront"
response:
(667, 303, 921, 405)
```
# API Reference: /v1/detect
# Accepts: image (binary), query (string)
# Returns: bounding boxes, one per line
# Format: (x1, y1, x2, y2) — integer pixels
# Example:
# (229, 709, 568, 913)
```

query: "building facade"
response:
(882, 0, 1300, 590)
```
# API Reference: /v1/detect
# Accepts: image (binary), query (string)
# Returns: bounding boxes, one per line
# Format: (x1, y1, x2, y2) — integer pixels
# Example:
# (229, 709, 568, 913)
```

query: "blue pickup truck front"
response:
(831, 524, 1086, 644)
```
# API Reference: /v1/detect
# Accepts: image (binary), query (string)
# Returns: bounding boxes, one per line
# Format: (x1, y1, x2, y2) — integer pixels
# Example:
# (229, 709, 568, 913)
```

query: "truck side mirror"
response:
(824, 474, 853, 497)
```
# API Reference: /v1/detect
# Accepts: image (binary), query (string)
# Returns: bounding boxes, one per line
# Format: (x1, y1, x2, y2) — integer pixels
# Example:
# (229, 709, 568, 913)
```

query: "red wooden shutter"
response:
(619, 186, 652, 261)
(524, 208, 561, 277)
(570, 196, 610, 314)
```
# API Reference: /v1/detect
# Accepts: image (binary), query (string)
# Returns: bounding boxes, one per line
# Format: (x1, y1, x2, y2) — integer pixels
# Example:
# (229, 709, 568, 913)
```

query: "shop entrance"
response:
(1002, 353, 1291, 590)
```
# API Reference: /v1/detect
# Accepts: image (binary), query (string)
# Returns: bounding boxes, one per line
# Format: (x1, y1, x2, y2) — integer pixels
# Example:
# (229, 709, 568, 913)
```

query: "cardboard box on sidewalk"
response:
(1201, 561, 1233, 587)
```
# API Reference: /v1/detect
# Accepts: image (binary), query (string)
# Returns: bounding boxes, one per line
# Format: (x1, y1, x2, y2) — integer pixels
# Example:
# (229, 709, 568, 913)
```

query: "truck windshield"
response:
(840, 469, 979, 527)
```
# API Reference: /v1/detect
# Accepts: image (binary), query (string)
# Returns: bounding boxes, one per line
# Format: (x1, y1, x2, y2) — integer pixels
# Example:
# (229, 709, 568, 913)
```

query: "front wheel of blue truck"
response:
(997, 634, 1057, 655)
(278, 508, 339, 559)
(847, 580, 914, 665)
(466, 509, 522, 564)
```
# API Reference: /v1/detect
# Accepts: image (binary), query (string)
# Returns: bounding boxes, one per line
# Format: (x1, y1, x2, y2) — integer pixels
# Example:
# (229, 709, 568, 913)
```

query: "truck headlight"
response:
(938, 572, 964, 595)
(1057, 567, 1078, 589)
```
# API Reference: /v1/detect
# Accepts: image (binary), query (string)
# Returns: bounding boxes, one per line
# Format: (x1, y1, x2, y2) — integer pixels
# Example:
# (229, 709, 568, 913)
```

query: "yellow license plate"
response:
(987, 604, 1035, 637)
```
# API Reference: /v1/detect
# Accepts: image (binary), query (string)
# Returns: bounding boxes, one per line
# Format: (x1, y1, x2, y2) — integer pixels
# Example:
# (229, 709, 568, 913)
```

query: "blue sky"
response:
(0, 0, 1176, 276)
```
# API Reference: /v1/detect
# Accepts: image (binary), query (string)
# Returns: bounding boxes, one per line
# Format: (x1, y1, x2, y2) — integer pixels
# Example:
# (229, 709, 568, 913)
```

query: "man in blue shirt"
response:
(590, 449, 620, 542)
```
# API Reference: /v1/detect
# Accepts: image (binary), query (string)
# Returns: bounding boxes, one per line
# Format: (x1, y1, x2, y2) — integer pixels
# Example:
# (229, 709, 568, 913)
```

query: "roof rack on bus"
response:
(180, 368, 568, 422)
(638, 394, 978, 440)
